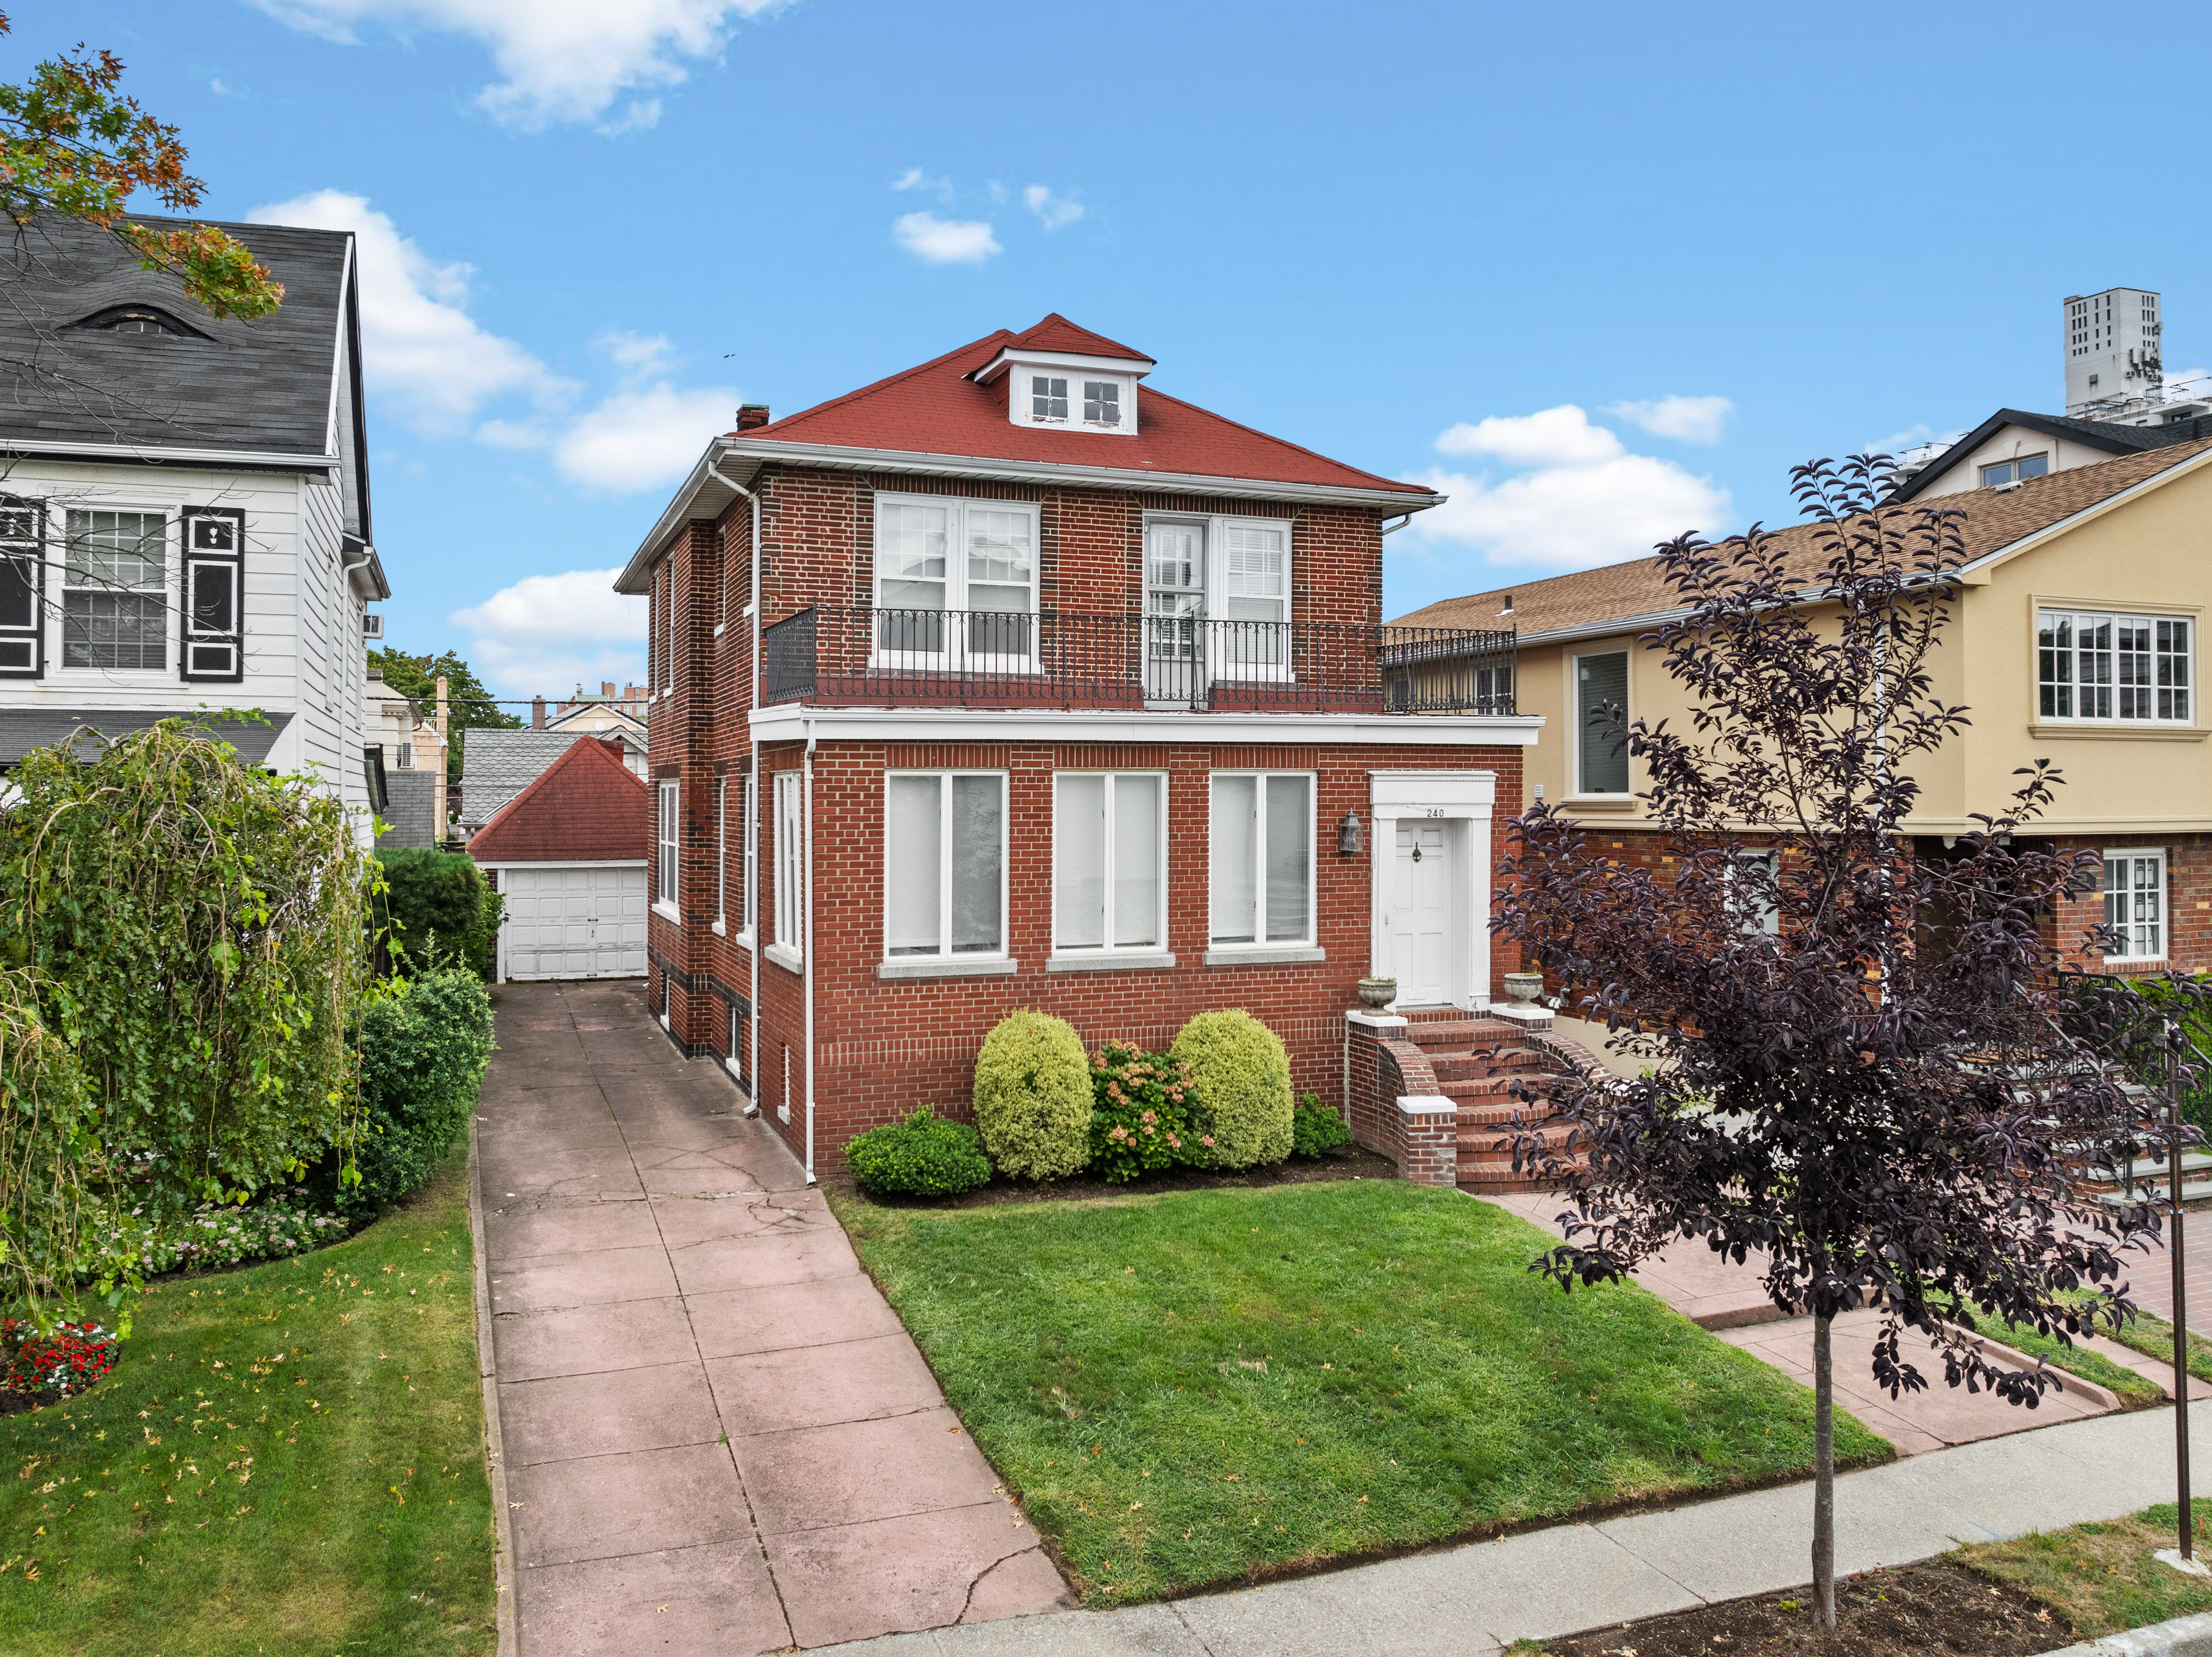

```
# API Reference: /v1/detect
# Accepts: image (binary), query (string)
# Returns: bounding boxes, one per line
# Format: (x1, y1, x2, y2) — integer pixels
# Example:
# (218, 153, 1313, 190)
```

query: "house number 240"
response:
(1423, 808, 1446, 818)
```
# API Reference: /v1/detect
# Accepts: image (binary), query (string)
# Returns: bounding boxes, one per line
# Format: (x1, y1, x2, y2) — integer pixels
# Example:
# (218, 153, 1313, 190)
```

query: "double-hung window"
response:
(63, 509, 166, 670)
(2105, 850, 2165, 962)
(1220, 521, 1291, 675)
(1575, 649, 1631, 793)
(885, 772, 1006, 960)
(2039, 609, 2192, 724)
(1209, 773, 1313, 948)
(1054, 773, 1165, 954)
(715, 777, 728, 928)
(739, 772, 757, 938)
(872, 493, 1038, 668)
(774, 772, 803, 952)
(656, 781, 679, 911)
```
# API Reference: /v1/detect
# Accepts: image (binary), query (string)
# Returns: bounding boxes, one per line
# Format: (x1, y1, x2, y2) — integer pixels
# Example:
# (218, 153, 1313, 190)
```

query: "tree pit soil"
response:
(825, 1142, 1401, 1209)
(1524, 1560, 2065, 1656)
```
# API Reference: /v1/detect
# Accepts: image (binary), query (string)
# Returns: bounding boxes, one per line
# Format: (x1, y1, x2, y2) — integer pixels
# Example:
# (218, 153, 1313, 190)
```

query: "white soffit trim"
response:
(1955, 443, 2212, 584)
(0, 437, 340, 472)
(748, 705, 1543, 746)
(1370, 768, 1498, 812)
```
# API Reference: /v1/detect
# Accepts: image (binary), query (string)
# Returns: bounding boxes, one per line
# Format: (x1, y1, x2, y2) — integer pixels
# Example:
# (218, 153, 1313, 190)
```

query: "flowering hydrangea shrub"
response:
(137, 1202, 350, 1275)
(1086, 1043, 1210, 1183)
(1, 1318, 117, 1397)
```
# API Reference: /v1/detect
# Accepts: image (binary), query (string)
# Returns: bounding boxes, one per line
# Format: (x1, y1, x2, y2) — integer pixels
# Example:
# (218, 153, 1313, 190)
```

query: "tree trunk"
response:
(1812, 1310, 1837, 1630)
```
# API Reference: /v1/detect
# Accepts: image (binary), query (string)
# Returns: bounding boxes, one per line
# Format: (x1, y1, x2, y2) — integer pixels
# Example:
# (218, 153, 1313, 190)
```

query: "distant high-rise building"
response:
(2064, 287, 2162, 417)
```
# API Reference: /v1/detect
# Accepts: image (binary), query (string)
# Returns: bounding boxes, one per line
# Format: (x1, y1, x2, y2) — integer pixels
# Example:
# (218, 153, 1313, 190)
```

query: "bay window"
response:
(873, 493, 1038, 666)
(2105, 850, 2165, 961)
(2039, 609, 2192, 723)
(1210, 773, 1313, 947)
(1054, 773, 1165, 953)
(885, 772, 1006, 959)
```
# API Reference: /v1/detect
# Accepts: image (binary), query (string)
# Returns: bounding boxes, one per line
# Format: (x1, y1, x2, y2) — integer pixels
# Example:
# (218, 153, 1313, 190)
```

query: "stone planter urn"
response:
(1356, 977, 1398, 1011)
(1501, 971, 1545, 1007)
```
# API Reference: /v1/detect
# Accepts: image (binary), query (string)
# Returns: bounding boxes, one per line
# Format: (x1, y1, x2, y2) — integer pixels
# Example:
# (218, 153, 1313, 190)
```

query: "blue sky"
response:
(45, 2, 2212, 696)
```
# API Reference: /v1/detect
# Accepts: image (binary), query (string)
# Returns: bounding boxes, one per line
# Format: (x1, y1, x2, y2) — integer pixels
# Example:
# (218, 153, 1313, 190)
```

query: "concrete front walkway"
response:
(478, 980, 1071, 1654)
(819, 1402, 2212, 1656)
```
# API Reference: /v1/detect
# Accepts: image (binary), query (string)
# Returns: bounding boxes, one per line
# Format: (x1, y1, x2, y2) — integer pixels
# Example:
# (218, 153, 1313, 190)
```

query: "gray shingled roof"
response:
(1892, 406, 2212, 501)
(378, 768, 440, 849)
(0, 214, 354, 462)
(460, 729, 644, 828)
(0, 708, 293, 767)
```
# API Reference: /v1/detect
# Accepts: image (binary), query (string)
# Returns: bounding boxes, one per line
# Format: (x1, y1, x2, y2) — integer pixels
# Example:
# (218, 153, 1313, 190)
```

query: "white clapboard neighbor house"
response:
(0, 213, 388, 835)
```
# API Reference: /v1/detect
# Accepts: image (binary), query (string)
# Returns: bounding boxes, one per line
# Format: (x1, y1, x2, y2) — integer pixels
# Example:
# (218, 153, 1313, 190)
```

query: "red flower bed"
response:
(1, 1318, 119, 1400)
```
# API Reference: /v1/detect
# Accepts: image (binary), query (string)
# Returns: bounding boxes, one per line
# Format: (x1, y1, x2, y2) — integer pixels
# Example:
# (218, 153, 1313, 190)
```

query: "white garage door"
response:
(499, 864, 648, 980)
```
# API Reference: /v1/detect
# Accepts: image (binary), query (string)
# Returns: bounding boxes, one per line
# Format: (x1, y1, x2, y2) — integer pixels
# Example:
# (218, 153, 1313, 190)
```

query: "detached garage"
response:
(468, 736, 649, 982)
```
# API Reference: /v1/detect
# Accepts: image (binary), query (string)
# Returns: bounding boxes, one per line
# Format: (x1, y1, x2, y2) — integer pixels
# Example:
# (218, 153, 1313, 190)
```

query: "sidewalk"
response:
(818, 1403, 2212, 1656)
(477, 980, 1070, 1655)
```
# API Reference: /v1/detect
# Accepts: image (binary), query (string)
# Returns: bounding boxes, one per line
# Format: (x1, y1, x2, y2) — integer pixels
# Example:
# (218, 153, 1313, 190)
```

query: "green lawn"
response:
(0, 1147, 495, 1656)
(1972, 1310, 2168, 1409)
(1961, 1498, 2212, 1637)
(830, 1178, 1891, 1606)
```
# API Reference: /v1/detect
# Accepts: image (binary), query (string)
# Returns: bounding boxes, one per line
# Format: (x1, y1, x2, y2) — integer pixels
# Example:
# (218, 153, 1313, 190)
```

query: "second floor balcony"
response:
(760, 605, 1517, 716)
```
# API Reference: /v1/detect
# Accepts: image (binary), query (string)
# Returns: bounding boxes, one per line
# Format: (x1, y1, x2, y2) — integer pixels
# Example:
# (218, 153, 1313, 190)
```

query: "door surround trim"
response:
(1368, 770, 1495, 1010)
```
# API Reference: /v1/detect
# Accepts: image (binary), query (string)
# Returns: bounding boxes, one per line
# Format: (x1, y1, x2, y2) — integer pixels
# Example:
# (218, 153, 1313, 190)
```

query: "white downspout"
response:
(706, 457, 762, 1118)
(802, 723, 817, 1185)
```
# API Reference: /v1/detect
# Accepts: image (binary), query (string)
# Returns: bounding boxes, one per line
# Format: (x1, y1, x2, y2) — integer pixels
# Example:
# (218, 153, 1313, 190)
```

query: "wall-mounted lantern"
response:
(1337, 811, 1363, 856)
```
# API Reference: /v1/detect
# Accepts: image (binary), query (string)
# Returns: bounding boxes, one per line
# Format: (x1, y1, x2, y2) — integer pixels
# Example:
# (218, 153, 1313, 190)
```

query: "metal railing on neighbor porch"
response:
(759, 605, 1517, 715)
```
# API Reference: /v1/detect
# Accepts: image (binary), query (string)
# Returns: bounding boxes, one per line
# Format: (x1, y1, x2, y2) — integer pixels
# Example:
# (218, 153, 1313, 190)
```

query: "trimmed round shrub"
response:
(846, 1107, 992, 1198)
(972, 1009, 1092, 1180)
(1171, 1009, 1293, 1169)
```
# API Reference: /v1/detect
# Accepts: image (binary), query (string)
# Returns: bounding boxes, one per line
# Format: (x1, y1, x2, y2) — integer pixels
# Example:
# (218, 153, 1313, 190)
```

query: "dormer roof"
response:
(968, 312, 1155, 383)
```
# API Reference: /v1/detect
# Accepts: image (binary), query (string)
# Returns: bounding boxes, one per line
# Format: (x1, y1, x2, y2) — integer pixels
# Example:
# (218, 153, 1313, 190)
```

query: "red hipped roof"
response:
(468, 736, 647, 864)
(738, 314, 1429, 497)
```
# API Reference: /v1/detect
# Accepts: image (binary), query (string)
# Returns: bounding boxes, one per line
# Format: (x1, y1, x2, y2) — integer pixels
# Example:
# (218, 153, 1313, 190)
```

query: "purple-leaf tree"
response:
(1495, 456, 2202, 1631)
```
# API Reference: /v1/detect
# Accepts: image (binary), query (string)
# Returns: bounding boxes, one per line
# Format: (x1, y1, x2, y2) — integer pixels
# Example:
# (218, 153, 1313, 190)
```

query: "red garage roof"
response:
(468, 736, 646, 864)
(740, 313, 1428, 497)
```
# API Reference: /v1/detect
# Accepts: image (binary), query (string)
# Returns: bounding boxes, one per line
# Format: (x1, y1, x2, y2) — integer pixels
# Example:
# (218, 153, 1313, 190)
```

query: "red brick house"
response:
(614, 316, 1548, 1178)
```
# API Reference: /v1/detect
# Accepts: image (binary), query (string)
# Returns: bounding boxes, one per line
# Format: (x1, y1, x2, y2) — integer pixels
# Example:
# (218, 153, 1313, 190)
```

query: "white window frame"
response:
(2104, 848, 2167, 963)
(1728, 848, 1781, 938)
(1980, 454, 2049, 487)
(739, 771, 757, 942)
(1207, 770, 1316, 950)
(871, 491, 1041, 675)
(882, 769, 1010, 962)
(2037, 606, 2195, 726)
(774, 771, 804, 956)
(60, 505, 171, 675)
(1051, 771, 1169, 956)
(394, 742, 415, 769)
(1139, 511, 1297, 688)
(1013, 368, 1138, 434)
(713, 776, 728, 933)
(1571, 647, 1633, 796)
(655, 780, 680, 916)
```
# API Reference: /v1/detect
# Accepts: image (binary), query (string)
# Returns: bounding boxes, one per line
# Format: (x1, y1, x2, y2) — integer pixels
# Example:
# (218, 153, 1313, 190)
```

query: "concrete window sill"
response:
(1560, 794, 1638, 812)
(877, 957, 1019, 980)
(764, 942, 804, 975)
(652, 900, 682, 924)
(1046, 951, 1176, 974)
(2027, 722, 2208, 742)
(1202, 946, 1326, 967)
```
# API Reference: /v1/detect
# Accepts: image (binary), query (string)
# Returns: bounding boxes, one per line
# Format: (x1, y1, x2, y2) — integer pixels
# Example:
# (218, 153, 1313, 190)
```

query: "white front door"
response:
(1389, 821, 1451, 1005)
(501, 865, 648, 980)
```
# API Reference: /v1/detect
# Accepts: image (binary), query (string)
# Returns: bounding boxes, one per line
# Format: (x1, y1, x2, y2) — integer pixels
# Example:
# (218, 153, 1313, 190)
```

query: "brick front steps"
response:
(1396, 1008, 1608, 1194)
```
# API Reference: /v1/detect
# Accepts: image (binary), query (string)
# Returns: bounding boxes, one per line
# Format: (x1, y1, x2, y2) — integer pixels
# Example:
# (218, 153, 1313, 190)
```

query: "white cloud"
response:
(1866, 422, 1966, 460)
(1406, 405, 1730, 569)
(549, 331, 737, 492)
(1022, 184, 1084, 230)
(251, 0, 785, 130)
(1607, 394, 1733, 445)
(249, 190, 569, 432)
(1434, 405, 1624, 468)
(451, 568, 645, 697)
(892, 211, 1002, 266)
(891, 167, 953, 200)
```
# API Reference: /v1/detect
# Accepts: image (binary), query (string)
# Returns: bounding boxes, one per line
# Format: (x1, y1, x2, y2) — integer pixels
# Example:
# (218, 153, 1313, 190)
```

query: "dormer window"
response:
(1031, 376, 1068, 420)
(1083, 381, 1121, 426)
(68, 304, 204, 339)
(971, 317, 1154, 438)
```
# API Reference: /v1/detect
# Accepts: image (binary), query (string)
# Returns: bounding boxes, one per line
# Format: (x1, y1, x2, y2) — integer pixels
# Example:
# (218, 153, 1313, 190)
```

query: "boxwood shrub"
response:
(325, 966, 495, 1213)
(1291, 1091, 1353, 1158)
(1171, 1009, 1294, 1169)
(972, 1009, 1092, 1180)
(846, 1107, 992, 1197)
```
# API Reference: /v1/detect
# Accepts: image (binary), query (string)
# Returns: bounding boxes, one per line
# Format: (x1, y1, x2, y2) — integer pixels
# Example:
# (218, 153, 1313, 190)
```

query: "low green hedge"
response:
(847, 1108, 993, 1197)
(372, 847, 504, 978)
(320, 966, 494, 1213)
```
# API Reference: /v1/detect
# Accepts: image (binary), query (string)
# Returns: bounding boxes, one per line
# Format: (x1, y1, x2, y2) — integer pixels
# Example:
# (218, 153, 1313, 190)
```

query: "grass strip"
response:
(1960, 1498, 2212, 1638)
(0, 1146, 495, 1655)
(831, 1178, 1891, 1607)
(1966, 1311, 2168, 1409)
(2104, 1309, 2212, 1385)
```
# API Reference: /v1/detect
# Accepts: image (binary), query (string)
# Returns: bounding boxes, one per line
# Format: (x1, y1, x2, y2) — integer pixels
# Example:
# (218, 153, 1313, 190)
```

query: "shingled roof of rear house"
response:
(468, 736, 647, 864)
(1391, 437, 2212, 640)
(0, 212, 355, 458)
(738, 314, 1429, 495)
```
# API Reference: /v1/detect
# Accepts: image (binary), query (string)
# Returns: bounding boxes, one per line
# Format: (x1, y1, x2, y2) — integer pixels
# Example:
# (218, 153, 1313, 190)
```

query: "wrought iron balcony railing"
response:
(759, 606, 1516, 715)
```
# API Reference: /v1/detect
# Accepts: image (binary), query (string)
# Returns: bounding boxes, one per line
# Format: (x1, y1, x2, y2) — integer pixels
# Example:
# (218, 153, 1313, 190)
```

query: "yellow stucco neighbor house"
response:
(1397, 437, 2212, 976)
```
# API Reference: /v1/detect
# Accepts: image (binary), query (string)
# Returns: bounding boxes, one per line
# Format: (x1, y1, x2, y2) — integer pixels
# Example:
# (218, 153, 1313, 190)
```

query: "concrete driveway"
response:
(477, 979, 1071, 1654)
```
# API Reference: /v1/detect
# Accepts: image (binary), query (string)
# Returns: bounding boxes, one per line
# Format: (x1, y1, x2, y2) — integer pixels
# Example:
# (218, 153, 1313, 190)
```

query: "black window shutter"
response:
(181, 506, 246, 683)
(0, 496, 44, 677)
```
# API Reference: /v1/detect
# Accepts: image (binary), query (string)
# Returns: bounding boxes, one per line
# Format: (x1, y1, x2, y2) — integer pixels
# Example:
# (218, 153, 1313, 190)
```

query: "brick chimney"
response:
(734, 404, 771, 430)
(601, 680, 616, 697)
(531, 696, 546, 730)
